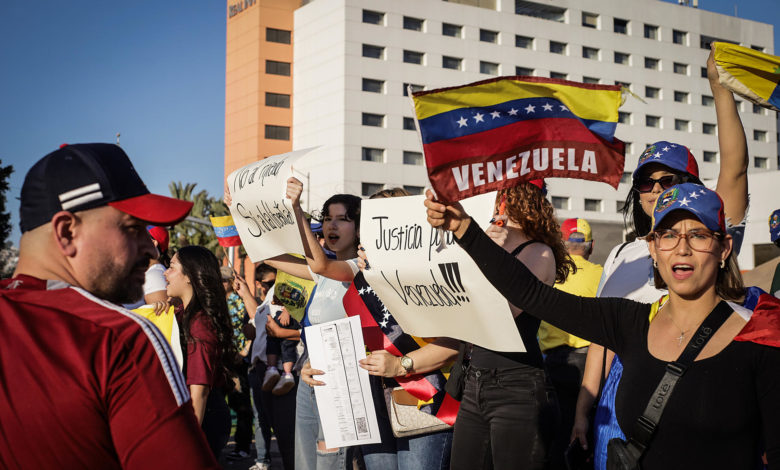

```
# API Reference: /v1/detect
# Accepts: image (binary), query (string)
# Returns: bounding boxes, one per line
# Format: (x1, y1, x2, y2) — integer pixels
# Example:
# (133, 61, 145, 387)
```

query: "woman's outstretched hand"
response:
(424, 189, 471, 238)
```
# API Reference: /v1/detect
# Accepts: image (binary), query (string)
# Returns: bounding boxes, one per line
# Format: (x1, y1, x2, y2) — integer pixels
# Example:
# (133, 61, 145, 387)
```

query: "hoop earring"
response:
(720, 259, 726, 269)
(653, 260, 658, 269)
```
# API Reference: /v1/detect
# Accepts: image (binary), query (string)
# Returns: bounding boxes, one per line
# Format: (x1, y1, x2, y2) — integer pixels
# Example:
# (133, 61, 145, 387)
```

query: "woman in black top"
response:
(449, 181, 575, 470)
(425, 184, 779, 469)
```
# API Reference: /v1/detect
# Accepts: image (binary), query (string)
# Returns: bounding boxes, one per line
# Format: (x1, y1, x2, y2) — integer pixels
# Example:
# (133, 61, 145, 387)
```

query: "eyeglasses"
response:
(634, 175, 683, 193)
(650, 229, 722, 252)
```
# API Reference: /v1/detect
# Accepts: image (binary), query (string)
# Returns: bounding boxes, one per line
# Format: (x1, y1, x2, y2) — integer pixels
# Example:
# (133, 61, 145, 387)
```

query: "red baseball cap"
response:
(20, 143, 193, 232)
(561, 218, 593, 242)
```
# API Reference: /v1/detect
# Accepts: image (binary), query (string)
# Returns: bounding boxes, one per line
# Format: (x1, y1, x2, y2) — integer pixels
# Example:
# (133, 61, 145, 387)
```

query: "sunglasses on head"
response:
(634, 174, 684, 193)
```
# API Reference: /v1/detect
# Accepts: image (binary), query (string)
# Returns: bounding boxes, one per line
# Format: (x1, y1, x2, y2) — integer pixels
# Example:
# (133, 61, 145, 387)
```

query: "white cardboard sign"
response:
(360, 193, 525, 352)
(226, 148, 314, 262)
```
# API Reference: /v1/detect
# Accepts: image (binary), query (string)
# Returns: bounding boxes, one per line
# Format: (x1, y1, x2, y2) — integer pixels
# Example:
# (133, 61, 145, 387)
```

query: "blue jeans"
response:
(294, 380, 347, 470)
(450, 365, 557, 470)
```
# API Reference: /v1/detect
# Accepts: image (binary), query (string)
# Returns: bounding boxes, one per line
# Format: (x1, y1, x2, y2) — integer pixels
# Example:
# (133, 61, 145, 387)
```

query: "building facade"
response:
(226, 0, 778, 267)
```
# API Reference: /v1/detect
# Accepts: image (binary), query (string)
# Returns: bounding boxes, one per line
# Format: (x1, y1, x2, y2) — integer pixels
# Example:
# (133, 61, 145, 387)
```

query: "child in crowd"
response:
(262, 284, 302, 395)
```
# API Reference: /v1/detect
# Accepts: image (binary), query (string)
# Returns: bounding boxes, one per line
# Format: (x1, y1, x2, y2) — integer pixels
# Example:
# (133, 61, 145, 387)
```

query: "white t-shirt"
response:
(305, 259, 359, 325)
(250, 295, 272, 365)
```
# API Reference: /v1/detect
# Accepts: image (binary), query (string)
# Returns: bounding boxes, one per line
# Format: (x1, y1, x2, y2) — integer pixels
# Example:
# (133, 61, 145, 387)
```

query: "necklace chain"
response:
(667, 310, 690, 346)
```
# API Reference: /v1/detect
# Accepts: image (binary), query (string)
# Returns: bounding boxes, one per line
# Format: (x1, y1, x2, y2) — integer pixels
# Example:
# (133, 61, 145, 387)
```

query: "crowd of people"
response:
(1, 48, 778, 470)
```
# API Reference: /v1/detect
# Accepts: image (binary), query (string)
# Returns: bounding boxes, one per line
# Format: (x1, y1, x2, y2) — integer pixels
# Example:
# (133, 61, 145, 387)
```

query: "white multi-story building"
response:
(291, 0, 777, 266)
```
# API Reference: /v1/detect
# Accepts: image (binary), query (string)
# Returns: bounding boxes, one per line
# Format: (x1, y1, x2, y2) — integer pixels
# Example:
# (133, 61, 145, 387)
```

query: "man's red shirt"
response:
(0, 275, 218, 469)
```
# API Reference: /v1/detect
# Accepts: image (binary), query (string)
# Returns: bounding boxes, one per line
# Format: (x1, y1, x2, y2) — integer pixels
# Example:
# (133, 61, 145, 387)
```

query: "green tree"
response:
(0, 160, 14, 247)
(168, 182, 229, 258)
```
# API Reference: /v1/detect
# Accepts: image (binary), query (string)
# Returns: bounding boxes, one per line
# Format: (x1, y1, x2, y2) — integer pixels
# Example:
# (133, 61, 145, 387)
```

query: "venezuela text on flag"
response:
(210, 215, 242, 247)
(412, 76, 626, 202)
(714, 41, 780, 112)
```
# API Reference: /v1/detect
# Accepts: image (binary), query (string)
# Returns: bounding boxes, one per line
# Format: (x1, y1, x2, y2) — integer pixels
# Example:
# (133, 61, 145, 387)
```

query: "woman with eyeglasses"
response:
(424, 183, 779, 469)
(567, 47, 750, 469)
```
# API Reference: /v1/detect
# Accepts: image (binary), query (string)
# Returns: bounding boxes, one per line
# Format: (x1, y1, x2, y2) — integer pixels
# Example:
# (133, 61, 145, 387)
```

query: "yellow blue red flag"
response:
(714, 42, 780, 112)
(412, 76, 625, 202)
(210, 215, 242, 247)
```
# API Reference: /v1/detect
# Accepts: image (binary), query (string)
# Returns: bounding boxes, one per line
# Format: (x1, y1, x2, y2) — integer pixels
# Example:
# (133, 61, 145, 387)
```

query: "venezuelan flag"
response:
(210, 215, 242, 247)
(714, 42, 780, 112)
(412, 76, 625, 202)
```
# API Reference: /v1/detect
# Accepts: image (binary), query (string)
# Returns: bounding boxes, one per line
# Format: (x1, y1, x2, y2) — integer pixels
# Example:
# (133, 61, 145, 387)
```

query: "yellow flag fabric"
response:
(275, 270, 316, 322)
(714, 42, 780, 112)
(132, 305, 183, 370)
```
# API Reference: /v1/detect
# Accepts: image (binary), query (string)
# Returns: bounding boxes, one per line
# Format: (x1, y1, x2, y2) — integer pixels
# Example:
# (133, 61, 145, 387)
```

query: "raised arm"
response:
(709, 45, 749, 225)
(264, 253, 313, 281)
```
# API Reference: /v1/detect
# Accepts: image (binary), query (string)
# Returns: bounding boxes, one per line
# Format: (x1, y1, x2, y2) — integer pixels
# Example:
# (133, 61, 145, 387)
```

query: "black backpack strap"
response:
(510, 240, 538, 257)
(627, 301, 733, 454)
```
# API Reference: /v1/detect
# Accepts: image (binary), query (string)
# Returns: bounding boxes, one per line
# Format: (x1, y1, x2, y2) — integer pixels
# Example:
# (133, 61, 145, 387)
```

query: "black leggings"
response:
(201, 390, 231, 460)
(450, 366, 558, 470)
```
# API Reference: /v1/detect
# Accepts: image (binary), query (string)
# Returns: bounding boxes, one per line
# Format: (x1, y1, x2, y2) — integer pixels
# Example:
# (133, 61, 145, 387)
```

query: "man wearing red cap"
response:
(539, 217, 603, 469)
(0, 144, 218, 468)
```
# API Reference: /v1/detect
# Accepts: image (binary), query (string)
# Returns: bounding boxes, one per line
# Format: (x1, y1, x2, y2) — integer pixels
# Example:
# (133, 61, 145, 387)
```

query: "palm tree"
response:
(167, 181, 230, 257)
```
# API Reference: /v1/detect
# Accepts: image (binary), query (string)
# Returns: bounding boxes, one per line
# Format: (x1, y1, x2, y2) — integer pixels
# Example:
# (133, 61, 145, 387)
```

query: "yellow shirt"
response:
(538, 254, 604, 352)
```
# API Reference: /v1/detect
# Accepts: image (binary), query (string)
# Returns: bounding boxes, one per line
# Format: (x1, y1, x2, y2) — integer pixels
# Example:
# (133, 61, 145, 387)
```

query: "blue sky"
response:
(0, 0, 777, 246)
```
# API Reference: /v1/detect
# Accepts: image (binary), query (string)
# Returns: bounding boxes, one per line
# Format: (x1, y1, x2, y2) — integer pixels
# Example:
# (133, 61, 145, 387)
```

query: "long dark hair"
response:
(176, 245, 237, 381)
(498, 183, 575, 284)
(621, 170, 697, 237)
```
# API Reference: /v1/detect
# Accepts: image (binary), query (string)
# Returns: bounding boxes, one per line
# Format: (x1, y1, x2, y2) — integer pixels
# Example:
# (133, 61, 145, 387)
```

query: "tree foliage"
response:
(0, 160, 14, 247)
(168, 182, 229, 258)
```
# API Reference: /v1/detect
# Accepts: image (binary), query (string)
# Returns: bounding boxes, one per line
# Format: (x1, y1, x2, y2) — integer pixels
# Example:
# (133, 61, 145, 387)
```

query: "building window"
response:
(442, 23, 462, 37)
(550, 41, 567, 54)
(673, 29, 687, 45)
(265, 92, 290, 108)
(550, 71, 567, 80)
(403, 117, 416, 130)
(673, 62, 688, 75)
(701, 95, 714, 106)
(754, 130, 767, 142)
(362, 183, 384, 197)
(403, 16, 424, 31)
(644, 24, 658, 40)
(675, 119, 690, 132)
(625, 142, 633, 154)
(582, 46, 599, 60)
(516, 35, 533, 49)
(753, 103, 765, 115)
(265, 60, 291, 76)
(403, 151, 424, 165)
(614, 51, 630, 65)
(620, 171, 632, 184)
(751, 45, 765, 52)
(442, 56, 462, 70)
(551, 196, 570, 210)
(674, 91, 689, 103)
(362, 147, 384, 162)
(754, 157, 769, 169)
(362, 9, 384, 25)
(516, 66, 533, 76)
(645, 86, 660, 99)
(403, 83, 424, 96)
(362, 44, 384, 59)
(702, 123, 716, 135)
(701, 67, 708, 78)
(265, 125, 290, 140)
(703, 151, 717, 163)
(646, 115, 661, 128)
(584, 199, 602, 212)
(266, 28, 291, 44)
(480, 29, 499, 43)
(403, 185, 424, 195)
(515, 0, 566, 22)
(480, 61, 499, 75)
(583, 76, 600, 84)
(613, 18, 628, 34)
(403, 50, 424, 65)
(615, 81, 631, 90)
(616, 200, 626, 212)
(618, 111, 631, 124)
(362, 113, 384, 127)
(582, 12, 598, 29)
(644, 57, 660, 70)
(362, 78, 384, 93)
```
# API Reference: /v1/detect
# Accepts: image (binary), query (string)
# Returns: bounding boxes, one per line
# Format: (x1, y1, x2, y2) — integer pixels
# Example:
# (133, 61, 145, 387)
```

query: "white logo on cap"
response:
(59, 183, 103, 210)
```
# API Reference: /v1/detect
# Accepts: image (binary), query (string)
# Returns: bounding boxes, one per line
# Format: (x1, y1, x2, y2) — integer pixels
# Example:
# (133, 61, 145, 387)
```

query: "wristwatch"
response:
(399, 355, 414, 376)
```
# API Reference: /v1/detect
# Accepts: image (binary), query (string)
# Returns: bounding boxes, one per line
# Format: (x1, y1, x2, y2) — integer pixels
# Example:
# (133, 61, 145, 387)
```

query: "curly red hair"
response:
(497, 183, 575, 284)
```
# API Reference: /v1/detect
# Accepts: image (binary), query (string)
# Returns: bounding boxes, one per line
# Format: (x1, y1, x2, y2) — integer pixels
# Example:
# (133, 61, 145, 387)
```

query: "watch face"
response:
(401, 356, 413, 370)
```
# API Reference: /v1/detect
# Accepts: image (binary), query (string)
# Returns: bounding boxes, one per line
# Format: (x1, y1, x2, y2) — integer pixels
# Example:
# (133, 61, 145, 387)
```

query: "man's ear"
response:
(51, 211, 79, 257)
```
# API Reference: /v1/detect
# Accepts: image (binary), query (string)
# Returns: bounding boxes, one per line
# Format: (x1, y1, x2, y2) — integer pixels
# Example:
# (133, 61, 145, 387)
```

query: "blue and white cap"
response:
(651, 183, 725, 233)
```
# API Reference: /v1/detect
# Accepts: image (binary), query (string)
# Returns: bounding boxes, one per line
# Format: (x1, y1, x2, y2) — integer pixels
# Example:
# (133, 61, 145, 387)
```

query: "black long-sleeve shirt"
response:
(457, 220, 780, 469)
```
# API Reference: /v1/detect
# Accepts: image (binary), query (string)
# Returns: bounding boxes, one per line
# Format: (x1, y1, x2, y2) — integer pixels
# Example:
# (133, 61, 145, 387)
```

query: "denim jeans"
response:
(544, 346, 588, 470)
(294, 380, 348, 470)
(361, 376, 453, 470)
(450, 365, 558, 470)
(249, 362, 297, 469)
